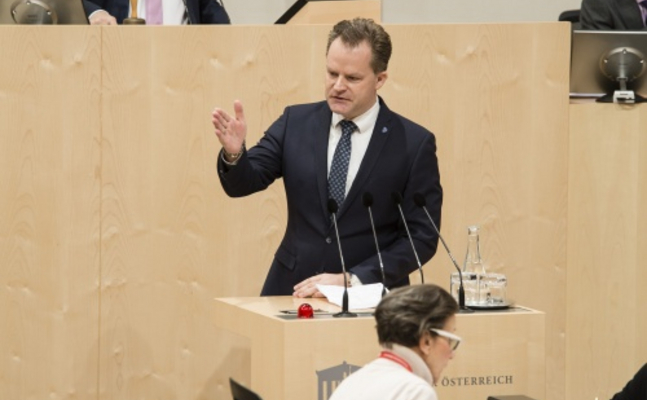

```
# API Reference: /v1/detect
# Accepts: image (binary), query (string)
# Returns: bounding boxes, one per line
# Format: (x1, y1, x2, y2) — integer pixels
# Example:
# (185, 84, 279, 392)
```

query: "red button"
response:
(297, 303, 314, 319)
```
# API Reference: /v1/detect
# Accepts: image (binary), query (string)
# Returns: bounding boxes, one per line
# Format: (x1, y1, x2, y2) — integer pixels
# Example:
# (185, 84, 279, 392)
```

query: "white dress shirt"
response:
(327, 98, 380, 197)
(329, 344, 437, 400)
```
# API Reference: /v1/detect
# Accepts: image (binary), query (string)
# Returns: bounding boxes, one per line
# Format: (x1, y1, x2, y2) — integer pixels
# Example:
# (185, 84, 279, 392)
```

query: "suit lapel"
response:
(336, 99, 393, 220)
(314, 104, 334, 222)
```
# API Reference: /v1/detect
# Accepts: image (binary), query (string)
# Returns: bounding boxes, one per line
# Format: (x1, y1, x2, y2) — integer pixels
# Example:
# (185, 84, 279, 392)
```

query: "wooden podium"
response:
(214, 297, 545, 400)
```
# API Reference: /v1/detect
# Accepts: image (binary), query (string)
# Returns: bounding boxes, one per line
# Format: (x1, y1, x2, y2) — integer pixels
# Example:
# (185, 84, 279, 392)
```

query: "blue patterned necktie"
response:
(328, 120, 357, 208)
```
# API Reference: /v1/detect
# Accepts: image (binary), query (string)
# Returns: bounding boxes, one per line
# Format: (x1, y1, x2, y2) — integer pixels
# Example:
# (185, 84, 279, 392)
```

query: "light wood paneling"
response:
(98, 26, 330, 400)
(96, 23, 569, 400)
(567, 103, 647, 400)
(0, 26, 102, 399)
(386, 23, 570, 400)
(0, 24, 570, 400)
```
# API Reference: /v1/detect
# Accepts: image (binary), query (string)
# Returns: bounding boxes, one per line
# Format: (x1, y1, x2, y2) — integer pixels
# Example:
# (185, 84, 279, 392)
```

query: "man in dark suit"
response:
(83, 0, 230, 25)
(580, 0, 647, 30)
(212, 18, 442, 297)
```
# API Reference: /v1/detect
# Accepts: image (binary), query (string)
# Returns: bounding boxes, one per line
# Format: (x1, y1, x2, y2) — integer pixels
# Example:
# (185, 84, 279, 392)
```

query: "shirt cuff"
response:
(88, 9, 106, 20)
(349, 273, 362, 287)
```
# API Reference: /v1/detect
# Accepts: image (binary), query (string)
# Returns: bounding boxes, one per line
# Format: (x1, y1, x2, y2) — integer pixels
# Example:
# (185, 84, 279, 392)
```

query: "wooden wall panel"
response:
(0, 24, 570, 400)
(567, 103, 647, 400)
(98, 26, 330, 400)
(0, 27, 102, 399)
(385, 23, 570, 400)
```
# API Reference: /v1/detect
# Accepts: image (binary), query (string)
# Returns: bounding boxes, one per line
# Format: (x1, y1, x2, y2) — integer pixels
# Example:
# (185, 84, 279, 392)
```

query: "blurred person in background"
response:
(329, 284, 460, 400)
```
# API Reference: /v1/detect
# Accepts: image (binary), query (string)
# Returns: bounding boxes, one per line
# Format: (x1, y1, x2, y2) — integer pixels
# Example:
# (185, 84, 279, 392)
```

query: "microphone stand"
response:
(414, 194, 473, 313)
(123, 0, 145, 24)
(328, 199, 357, 318)
(363, 192, 388, 297)
(392, 192, 424, 284)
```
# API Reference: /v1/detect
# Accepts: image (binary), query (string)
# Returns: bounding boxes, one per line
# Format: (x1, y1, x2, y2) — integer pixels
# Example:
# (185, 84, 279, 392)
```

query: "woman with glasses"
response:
(329, 284, 460, 400)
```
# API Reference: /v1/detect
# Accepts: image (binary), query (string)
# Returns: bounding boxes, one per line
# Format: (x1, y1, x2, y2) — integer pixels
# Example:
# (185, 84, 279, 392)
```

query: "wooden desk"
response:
(214, 297, 545, 400)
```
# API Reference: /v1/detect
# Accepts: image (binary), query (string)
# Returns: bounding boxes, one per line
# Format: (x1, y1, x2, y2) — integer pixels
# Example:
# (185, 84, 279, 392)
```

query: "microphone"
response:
(413, 193, 473, 313)
(362, 192, 388, 297)
(327, 199, 357, 318)
(391, 192, 424, 284)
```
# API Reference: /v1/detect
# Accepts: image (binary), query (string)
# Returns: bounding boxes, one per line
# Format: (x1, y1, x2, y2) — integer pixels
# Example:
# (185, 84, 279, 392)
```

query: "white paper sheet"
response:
(316, 283, 385, 310)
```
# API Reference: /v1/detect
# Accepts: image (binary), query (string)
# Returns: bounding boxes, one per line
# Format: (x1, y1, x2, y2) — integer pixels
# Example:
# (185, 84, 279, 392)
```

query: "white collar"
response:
(331, 97, 380, 135)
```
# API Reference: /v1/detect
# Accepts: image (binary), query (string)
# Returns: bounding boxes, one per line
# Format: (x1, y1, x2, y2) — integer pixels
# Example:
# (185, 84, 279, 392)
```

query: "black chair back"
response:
(230, 378, 264, 400)
(558, 9, 581, 29)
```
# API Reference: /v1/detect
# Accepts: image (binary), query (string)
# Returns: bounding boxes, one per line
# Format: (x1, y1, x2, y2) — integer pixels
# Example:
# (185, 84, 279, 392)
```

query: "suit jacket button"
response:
(325, 237, 332, 244)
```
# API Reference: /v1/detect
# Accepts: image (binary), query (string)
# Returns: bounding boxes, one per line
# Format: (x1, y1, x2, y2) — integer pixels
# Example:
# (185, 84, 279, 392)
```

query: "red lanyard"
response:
(379, 351, 412, 372)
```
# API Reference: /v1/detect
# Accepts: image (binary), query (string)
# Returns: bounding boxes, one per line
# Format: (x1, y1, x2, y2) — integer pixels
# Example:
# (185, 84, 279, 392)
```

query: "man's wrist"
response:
(222, 141, 245, 164)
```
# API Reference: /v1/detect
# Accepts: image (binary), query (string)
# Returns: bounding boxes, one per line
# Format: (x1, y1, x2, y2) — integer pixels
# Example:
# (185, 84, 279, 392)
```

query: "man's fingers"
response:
(89, 10, 117, 25)
(293, 277, 321, 298)
(293, 282, 311, 295)
(233, 100, 245, 124)
(212, 112, 230, 133)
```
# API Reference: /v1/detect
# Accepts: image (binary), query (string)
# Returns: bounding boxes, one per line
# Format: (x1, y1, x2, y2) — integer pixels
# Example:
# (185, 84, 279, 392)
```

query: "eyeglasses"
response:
(429, 328, 462, 351)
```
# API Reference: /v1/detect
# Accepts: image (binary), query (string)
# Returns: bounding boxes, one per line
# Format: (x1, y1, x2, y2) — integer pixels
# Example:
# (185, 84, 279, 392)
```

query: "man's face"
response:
(325, 38, 387, 120)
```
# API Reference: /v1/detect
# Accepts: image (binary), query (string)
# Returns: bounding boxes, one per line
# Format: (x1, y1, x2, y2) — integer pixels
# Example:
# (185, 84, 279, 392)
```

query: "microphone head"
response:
(391, 191, 403, 205)
(413, 193, 426, 208)
(362, 192, 374, 208)
(327, 199, 339, 214)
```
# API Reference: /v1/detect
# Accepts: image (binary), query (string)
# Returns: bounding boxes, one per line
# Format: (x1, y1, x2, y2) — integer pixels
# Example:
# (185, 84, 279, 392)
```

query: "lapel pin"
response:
(382, 127, 388, 133)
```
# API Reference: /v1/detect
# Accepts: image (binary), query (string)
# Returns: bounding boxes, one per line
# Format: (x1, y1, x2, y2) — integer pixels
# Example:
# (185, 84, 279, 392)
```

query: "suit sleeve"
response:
(83, 0, 102, 16)
(217, 109, 287, 197)
(610, 364, 647, 400)
(199, 0, 231, 24)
